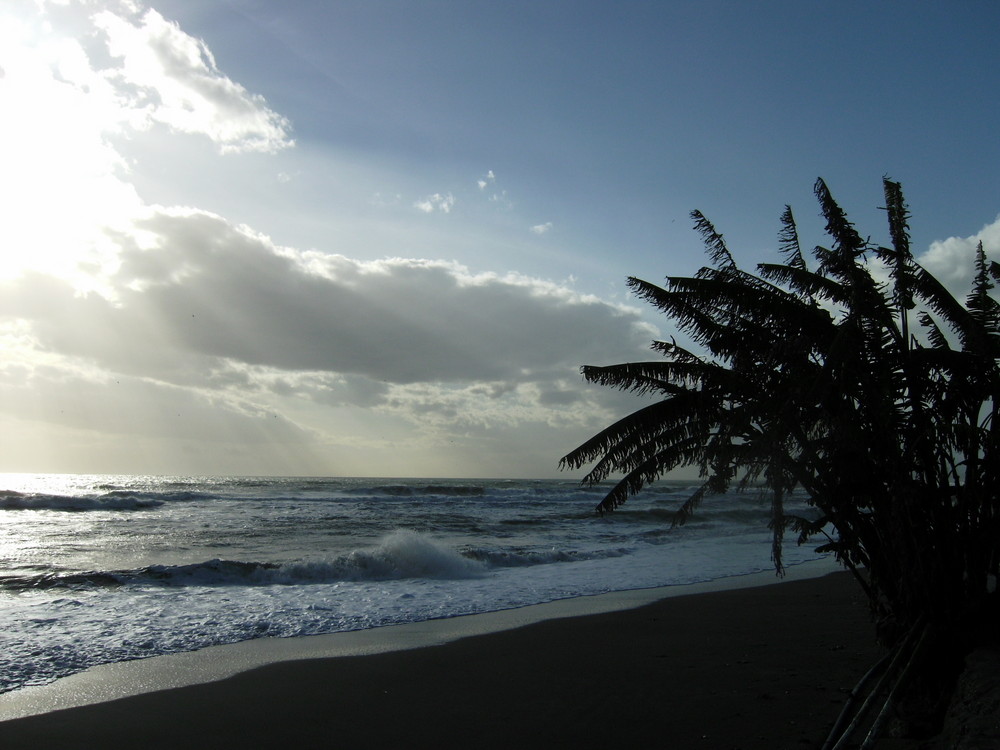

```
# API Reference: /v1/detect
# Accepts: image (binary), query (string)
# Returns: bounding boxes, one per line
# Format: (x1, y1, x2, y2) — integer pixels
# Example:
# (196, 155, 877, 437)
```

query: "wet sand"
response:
(0, 570, 881, 749)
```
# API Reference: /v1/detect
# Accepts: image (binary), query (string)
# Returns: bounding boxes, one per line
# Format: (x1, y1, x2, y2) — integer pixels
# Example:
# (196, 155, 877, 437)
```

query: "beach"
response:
(0, 475, 832, 697)
(0, 570, 881, 749)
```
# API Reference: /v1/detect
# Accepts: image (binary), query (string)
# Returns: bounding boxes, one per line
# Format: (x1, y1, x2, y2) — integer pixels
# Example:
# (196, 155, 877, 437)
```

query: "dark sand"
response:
(0, 572, 881, 749)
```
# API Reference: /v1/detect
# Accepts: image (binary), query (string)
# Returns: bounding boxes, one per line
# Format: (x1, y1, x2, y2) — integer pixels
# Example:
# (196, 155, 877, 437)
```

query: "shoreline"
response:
(0, 557, 841, 722)
(0, 563, 881, 748)
(0, 559, 888, 749)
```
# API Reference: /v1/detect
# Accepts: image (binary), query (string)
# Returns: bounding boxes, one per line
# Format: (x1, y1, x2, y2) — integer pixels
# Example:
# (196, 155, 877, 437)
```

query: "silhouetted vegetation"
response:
(562, 178, 999, 740)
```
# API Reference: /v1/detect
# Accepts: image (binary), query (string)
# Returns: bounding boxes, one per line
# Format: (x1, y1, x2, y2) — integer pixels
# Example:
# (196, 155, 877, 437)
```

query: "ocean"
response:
(0, 474, 826, 694)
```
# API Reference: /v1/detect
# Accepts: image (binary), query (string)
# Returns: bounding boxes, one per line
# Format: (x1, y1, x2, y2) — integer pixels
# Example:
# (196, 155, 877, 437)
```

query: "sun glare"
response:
(0, 6, 141, 290)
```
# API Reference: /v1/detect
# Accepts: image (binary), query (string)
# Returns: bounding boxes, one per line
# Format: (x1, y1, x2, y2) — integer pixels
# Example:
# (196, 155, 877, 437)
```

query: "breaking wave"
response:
(0, 490, 165, 511)
(0, 529, 636, 593)
(0, 531, 491, 591)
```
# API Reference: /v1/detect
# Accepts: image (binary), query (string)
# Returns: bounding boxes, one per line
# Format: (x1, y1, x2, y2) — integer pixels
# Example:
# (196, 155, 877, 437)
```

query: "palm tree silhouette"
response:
(562, 178, 999, 734)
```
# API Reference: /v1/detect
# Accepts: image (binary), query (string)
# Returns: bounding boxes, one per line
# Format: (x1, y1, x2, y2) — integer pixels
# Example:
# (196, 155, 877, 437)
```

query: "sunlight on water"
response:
(0, 474, 827, 694)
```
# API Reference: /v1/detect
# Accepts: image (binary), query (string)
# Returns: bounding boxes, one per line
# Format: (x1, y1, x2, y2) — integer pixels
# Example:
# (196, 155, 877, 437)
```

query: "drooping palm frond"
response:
(757, 263, 848, 307)
(690, 210, 736, 271)
(626, 277, 733, 354)
(910, 264, 986, 351)
(561, 387, 717, 470)
(575, 361, 686, 397)
(917, 311, 950, 351)
(670, 483, 709, 527)
(814, 178, 868, 263)
(631, 270, 835, 370)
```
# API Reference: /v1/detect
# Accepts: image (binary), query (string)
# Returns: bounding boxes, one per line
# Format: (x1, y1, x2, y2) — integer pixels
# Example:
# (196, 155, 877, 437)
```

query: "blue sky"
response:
(1, 0, 998, 478)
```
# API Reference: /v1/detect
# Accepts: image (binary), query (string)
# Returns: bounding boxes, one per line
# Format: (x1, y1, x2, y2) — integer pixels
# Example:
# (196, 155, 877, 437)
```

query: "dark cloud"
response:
(6, 208, 653, 389)
(537, 387, 584, 407)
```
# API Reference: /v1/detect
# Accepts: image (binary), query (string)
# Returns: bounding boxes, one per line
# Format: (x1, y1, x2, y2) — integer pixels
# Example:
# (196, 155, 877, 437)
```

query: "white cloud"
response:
(414, 192, 455, 214)
(918, 215, 1000, 293)
(93, 6, 293, 154)
(477, 169, 496, 190)
(531, 222, 553, 235)
(472, 169, 512, 209)
(0, 0, 294, 291)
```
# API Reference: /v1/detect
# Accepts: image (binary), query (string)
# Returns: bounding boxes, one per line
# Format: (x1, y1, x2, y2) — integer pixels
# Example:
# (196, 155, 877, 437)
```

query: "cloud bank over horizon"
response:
(0, 0, 654, 477)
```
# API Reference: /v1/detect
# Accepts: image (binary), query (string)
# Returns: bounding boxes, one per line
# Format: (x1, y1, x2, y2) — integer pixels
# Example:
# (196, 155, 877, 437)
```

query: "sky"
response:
(0, 0, 998, 479)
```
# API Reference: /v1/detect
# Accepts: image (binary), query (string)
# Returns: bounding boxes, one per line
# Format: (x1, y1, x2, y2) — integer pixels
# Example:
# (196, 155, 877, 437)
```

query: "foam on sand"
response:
(0, 556, 840, 722)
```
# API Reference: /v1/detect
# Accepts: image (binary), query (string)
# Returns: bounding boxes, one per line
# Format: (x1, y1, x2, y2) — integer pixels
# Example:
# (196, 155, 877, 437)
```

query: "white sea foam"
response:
(344, 529, 487, 580)
(0, 475, 828, 694)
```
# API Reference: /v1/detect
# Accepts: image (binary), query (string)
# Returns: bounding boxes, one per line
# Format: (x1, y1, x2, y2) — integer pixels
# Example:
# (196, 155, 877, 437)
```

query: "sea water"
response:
(0, 474, 827, 694)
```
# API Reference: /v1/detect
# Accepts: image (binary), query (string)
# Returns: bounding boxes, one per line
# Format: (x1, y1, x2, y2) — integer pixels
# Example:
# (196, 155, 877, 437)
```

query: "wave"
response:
(465, 545, 630, 568)
(0, 531, 488, 591)
(102, 489, 213, 502)
(0, 490, 165, 511)
(347, 484, 486, 497)
(0, 530, 631, 592)
(0, 477, 723, 512)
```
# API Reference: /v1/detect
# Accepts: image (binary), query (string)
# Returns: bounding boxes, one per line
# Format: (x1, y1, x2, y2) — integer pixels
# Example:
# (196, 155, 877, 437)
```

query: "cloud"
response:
(477, 170, 496, 190)
(0, 0, 294, 292)
(414, 192, 455, 213)
(917, 215, 1000, 293)
(93, 6, 293, 153)
(0, 2, 654, 476)
(3, 207, 652, 385)
(0, 360, 309, 444)
(531, 222, 553, 235)
(471, 169, 512, 209)
(0, 204, 657, 474)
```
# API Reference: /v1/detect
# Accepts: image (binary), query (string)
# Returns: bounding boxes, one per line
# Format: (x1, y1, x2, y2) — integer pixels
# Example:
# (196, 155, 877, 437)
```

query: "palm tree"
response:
(562, 178, 999, 738)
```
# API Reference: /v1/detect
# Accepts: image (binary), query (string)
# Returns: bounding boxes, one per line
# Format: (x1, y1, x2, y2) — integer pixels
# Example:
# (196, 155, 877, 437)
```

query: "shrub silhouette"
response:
(562, 179, 999, 734)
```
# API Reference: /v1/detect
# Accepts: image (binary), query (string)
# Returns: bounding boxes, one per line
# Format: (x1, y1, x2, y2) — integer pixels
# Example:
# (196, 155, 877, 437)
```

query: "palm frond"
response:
(757, 263, 847, 306)
(917, 312, 951, 351)
(910, 265, 984, 352)
(560, 393, 715, 473)
(814, 178, 867, 260)
(967, 242, 1000, 335)
(595, 449, 706, 514)
(879, 177, 917, 343)
(584, 400, 718, 477)
(778, 205, 807, 271)
(578, 361, 685, 397)
(691, 210, 736, 271)
(670, 483, 710, 526)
